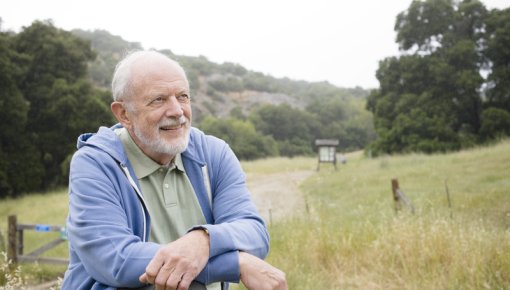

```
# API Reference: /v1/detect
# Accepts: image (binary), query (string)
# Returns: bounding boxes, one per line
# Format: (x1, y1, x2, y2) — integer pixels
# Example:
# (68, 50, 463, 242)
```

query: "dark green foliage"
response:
(199, 117, 278, 160)
(305, 98, 376, 152)
(229, 106, 246, 120)
(277, 138, 314, 157)
(306, 97, 351, 125)
(485, 8, 510, 112)
(249, 104, 319, 157)
(242, 71, 277, 92)
(479, 108, 510, 140)
(0, 21, 114, 198)
(250, 104, 318, 143)
(0, 28, 43, 196)
(367, 0, 510, 156)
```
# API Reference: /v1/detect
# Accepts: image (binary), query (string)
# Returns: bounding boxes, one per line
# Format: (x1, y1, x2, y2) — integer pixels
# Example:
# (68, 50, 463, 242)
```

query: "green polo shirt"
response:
(116, 128, 220, 290)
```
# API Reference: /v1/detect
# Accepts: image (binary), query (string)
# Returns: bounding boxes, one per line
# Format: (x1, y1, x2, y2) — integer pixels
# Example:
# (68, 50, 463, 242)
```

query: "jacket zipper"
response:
(120, 163, 149, 242)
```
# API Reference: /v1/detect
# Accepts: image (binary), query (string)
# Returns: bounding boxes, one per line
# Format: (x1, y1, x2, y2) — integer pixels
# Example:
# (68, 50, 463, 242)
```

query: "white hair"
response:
(111, 50, 187, 103)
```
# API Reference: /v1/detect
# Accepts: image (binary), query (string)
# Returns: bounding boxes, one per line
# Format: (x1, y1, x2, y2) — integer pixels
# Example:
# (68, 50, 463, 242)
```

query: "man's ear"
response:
(111, 101, 133, 129)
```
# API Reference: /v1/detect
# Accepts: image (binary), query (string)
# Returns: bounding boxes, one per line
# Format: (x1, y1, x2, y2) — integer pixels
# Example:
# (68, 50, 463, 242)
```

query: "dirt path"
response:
(246, 170, 315, 225)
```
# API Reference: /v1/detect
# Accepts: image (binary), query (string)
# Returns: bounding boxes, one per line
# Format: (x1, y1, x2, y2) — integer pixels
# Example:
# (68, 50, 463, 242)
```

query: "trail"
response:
(246, 170, 315, 225)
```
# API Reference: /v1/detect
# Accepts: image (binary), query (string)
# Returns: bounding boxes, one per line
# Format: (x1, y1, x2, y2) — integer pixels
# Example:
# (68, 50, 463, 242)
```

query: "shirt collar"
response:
(173, 153, 185, 173)
(117, 128, 184, 179)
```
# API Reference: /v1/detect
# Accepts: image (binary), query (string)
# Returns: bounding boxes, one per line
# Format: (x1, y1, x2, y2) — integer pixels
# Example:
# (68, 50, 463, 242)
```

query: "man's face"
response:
(125, 59, 192, 163)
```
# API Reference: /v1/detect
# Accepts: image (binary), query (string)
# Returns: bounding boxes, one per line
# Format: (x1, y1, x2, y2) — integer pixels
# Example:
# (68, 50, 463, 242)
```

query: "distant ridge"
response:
(72, 29, 369, 122)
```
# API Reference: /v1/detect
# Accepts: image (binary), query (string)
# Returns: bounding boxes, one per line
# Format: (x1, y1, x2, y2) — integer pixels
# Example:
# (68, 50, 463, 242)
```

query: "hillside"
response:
(72, 29, 369, 122)
(0, 22, 376, 199)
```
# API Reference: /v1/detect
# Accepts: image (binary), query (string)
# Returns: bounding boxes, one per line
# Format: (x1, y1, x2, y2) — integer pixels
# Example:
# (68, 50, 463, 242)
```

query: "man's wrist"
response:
(192, 226, 209, 236)
(238, 251, 247, 273)
(190, 227, 210, 250)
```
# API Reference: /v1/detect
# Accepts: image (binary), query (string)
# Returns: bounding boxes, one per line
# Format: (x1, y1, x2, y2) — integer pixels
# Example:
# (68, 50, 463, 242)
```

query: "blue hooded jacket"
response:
(62, 124, 269, 289)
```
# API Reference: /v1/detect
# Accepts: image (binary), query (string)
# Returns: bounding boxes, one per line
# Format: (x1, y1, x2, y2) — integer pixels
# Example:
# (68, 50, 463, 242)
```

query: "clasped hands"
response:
(139, 230, 288, 290)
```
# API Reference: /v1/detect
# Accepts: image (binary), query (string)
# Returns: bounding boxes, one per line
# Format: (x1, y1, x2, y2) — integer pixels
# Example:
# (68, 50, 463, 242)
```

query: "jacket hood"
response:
(77, 123, 129, 165)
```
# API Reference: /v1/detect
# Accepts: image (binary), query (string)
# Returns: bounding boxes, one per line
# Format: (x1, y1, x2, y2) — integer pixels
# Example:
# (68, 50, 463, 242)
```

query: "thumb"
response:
(139, 272, 148, 283)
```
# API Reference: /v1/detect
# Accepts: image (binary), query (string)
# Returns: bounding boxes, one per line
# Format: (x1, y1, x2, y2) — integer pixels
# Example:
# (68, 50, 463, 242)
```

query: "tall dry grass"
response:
(262, 139, 510, 289)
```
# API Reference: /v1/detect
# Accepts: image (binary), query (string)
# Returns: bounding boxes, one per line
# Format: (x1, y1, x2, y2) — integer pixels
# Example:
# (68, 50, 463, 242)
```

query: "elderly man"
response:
(62, 50, 287, 290)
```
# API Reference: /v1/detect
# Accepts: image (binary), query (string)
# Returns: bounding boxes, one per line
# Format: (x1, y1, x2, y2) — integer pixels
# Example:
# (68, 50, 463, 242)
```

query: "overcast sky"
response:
(2, 0, 509, 89)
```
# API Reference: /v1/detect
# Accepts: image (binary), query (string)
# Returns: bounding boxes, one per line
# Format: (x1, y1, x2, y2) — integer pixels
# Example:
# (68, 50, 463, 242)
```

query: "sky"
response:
(2, 0, 509, 89)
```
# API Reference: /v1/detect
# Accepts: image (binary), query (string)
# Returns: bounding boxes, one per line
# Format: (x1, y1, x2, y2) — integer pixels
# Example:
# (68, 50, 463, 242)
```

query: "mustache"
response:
(159, 116, 188, 127)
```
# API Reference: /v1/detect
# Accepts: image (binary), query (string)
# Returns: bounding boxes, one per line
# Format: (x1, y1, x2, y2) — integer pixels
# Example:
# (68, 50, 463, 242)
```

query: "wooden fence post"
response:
(391, 179, 401, 213)
(391, 178, 415, 214)
(0, 228, 5, 253)
(445, 179, 453, 219)
(5, 216, 69, 265)
(8, 215, 18, 263)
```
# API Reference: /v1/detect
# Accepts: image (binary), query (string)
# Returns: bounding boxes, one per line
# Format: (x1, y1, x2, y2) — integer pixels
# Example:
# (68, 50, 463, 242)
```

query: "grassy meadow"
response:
(256, 139, 510, 290)
(0, 188, 69, 286)
(1, 140, 510, 289)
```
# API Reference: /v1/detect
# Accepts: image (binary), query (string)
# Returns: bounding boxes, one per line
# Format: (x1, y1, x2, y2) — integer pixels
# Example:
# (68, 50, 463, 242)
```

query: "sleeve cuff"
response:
(189, 224, 235, 258)
(195, 250, 240, 284)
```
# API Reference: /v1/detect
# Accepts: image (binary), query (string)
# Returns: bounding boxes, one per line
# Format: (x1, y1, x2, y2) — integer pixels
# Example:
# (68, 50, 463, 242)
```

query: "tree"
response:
(479, 107, 510, 140)
(199, 117, 278, 160)
(0, 30, 45, 197)
(250, 104, 319, 156)
(11, 21, 113, 190)
(251, 104, 318, 141)
(367, 0, 492, 155)
(306, 97, 350, 125)
(485, 8, 510, 112)
(307, 98, 375, 152)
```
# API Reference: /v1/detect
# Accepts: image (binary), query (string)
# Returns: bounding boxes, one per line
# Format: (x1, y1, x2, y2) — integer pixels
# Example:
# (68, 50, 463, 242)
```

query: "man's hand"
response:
(239, 251, 288, 290)
(139, 229, 209, 290)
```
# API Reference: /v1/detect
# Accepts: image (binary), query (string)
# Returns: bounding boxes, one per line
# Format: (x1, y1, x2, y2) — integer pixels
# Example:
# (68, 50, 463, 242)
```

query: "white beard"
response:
(133, 116, 190, 156)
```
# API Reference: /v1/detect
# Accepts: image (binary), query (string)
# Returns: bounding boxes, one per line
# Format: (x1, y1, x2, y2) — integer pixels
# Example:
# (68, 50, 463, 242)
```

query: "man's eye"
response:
(178, 94, 190, 101)
(152, 97, 164, 103)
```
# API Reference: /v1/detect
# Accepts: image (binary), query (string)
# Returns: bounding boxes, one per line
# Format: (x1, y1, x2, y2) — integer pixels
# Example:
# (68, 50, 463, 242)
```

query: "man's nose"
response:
(164, 96, 184, 117)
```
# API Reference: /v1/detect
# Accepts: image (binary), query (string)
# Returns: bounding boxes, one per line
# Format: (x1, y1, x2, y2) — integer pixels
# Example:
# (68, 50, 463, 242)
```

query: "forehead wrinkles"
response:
(131, 61, 189, 98)
(145, 81, 189, 97)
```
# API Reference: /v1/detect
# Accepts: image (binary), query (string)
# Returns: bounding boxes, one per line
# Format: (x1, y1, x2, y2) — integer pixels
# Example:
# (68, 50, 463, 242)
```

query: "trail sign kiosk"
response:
(315, 139, 339, 171)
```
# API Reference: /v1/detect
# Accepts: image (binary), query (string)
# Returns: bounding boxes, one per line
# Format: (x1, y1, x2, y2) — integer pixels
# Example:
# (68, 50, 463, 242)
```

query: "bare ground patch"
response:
(246, 170, 315, 224)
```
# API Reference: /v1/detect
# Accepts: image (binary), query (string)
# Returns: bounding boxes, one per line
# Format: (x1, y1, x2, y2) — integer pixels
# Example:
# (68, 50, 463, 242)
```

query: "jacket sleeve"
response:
(194, 141, 270, 284)
(67, 150, 160, 288)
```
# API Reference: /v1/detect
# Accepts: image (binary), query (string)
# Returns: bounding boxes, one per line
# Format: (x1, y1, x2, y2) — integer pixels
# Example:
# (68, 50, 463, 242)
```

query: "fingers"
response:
(151, 261, 185, 290)
(177, 272, 194, 290)
(143, 253, 165, 285)
(141, 246, 202, 290)
(141, 269, 181, 290)
(141, 267, 191, 290)
(140, 231, 210, 289)
(154, 264, 175, 290)
(139, 273, 148, 283)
